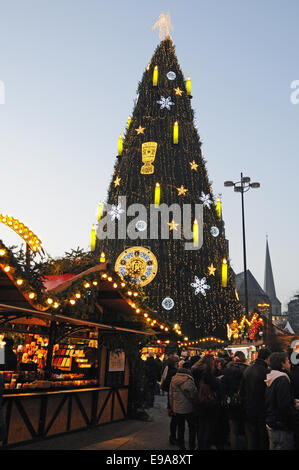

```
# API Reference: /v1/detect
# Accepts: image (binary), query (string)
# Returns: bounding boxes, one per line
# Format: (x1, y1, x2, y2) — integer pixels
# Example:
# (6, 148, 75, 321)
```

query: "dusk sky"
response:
(0, 0, 298, 310)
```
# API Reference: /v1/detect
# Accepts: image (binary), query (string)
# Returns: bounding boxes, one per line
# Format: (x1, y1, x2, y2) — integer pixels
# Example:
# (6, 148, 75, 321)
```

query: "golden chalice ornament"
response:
(115, 247, 158, 286)
(141, 142, 158, 175)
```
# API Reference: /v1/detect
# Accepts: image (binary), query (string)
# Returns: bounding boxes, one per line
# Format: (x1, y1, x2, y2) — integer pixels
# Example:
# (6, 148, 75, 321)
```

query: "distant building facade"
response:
(287, 295, 299, 334)
(235, 238, 281, 323)
(235, 269, 271, 318)
(272, 311, 288, 329)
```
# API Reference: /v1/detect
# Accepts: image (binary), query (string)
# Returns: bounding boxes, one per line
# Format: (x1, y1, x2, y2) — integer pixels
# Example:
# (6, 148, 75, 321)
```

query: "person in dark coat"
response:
(265, 352, 299, 450)
(241, 347, 271, 449)
(155, 354, 163, 379)
(192, 354, 222, 450)
(144, 351, 161, 408)
(0, 338, 17, 372)
(160, 355, 179, 445)
(222, 351, 248, 450)
(154, 354, 163, 395)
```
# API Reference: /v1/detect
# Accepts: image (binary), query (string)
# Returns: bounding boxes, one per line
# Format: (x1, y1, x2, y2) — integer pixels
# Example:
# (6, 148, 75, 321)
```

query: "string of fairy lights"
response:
(0, 214, 44, 255)
(0, 240, 229, 346)
(0, 240, 186, 336)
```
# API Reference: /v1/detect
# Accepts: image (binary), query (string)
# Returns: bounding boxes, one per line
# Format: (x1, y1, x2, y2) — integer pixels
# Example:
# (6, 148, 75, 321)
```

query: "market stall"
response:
(0, 262, 154, 447)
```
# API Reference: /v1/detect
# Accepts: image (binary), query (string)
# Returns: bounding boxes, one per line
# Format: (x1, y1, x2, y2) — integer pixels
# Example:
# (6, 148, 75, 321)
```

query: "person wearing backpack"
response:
(192, 354, 222, 450)
(222, 351, 248, 450)
(169, 362, 198, 450)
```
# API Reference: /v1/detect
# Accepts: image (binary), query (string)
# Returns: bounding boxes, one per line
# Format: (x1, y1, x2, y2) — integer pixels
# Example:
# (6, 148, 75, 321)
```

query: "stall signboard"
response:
(108, 351, 125, 372)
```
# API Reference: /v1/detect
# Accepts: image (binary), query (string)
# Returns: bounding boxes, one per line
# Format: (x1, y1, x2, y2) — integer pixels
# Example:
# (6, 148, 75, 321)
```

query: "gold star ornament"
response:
(114, 176, 121, 187)
(174, 87, 183, 96)
(168, 220, 179, 231)
(208, 263, 217, 276)
(189, 160, 198, 171)
(135, 125, 145, 135)
(176, 185, 188, 196)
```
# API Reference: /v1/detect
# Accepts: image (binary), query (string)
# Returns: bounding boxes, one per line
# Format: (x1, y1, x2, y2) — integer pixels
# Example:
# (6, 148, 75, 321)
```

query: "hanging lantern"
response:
(100, 252, 106, 263)
(118, 134, 123, 156)
(173, 121, 179, 144)
(222, 258, 228, 287)
(98, 201, 103, 222)
(127, 116, 132, 129)
(91, 224, 96, 252)
(216, 196, 222, 219)
(193, 219, 199, 247)
(154, 183, 160, 207)
(153, 66, 158, 86)
(186, 76, 191, 95)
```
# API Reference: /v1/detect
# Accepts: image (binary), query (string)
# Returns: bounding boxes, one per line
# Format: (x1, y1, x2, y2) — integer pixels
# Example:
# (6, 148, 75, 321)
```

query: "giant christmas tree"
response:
(97, 30, 241, 339)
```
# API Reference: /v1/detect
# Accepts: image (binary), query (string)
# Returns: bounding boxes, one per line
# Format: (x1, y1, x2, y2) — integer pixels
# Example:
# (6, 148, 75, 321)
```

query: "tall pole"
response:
(225, 173, 260, 318)
(240, 172, 249, 317)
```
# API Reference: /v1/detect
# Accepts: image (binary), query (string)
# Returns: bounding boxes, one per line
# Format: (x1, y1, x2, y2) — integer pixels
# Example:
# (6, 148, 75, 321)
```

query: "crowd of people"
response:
(143, 348, 299, 450)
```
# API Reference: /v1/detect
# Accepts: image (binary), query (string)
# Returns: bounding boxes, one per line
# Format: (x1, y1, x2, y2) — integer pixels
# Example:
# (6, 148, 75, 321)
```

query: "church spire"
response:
(264, 237, 281, 315)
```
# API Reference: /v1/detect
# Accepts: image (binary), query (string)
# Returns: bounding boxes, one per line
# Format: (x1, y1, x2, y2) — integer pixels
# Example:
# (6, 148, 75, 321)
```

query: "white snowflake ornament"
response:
(108, 203, 124, 221)
(199, 192, 213, 209)
(191, 276, 210, 297)
(157, 96, 174, 110)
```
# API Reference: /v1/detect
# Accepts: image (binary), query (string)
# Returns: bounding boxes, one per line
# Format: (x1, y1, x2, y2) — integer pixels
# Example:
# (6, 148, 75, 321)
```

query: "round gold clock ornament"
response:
(115, 247, 158, 286)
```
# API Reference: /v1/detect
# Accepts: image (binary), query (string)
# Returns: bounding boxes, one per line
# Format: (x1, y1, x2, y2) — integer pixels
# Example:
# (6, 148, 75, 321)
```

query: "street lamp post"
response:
(224, 173, 260, 317)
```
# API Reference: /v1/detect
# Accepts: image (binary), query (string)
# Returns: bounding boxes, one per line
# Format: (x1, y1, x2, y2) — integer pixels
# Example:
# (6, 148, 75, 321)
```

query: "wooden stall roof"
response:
(45, 264, 141, 317)
(0, 269, 34, 310)
(0, 264, 155, 335)
(262, 314, 299, 351)
(0, 303, 155, 335)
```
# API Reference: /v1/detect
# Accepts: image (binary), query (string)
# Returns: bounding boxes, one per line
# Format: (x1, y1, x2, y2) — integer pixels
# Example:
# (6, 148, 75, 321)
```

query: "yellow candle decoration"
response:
(216, 196, 222, 219)
(222, 258, 228, 287)
(118, 134, 123, 156)
(153, 66, 158, 86)
(154, 182, 160, 207)
(91, 224, 96, 252)
(100, 252, 106, 263)
(173, 121, 179, 144)
(127, 116, 132, 129)
(193, 219, 199, 247)
(186, 76, 191, 95)
(98, 201, 103, 222)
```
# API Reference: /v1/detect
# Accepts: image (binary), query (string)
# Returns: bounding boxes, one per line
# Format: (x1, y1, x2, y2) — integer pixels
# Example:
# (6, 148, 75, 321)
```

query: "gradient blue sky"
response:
(0, 0, 298, 310)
